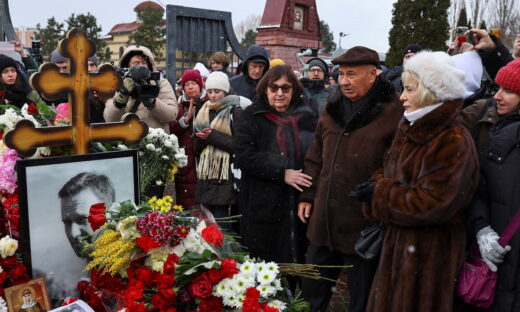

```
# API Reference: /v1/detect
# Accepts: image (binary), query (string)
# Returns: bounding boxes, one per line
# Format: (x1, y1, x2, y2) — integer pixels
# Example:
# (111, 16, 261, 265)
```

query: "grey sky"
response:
(9, 0, 396, 52)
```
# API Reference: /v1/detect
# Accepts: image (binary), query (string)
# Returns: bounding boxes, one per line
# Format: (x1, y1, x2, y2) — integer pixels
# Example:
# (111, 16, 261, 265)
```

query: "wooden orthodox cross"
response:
(4, 28, 148, 157)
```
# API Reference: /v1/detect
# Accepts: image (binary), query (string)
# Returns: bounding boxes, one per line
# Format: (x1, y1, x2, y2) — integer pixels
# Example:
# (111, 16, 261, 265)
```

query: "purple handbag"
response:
(457, 210, 520, 308)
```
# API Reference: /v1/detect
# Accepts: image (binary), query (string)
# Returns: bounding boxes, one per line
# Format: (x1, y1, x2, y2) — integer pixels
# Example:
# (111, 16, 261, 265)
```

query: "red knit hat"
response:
(496, 59, 520, 95)
(181, 69, 204, 90)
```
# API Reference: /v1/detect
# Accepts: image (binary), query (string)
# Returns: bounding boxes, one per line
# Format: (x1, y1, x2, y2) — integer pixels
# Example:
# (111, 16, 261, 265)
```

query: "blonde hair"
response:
(402, 70, 439, 107)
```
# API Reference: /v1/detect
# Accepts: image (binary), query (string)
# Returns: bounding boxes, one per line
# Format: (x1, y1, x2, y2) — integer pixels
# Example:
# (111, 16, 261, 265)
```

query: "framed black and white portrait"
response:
(16, 150, 139, 299)
(293, 5, 304, 30)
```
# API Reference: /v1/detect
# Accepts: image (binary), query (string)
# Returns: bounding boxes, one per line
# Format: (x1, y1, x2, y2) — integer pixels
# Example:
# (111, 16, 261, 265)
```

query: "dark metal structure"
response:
(0, 0, 19, 41)
(166, 5, 247, 82)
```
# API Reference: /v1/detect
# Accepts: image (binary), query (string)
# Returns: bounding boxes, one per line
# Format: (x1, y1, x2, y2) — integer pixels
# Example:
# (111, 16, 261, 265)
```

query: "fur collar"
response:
(325, 76, 396, 132)
(399, 100, 462, 144)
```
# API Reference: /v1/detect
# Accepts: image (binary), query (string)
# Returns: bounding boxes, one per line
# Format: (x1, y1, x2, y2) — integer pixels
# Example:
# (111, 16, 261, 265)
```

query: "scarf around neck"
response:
(194, 95, 240, 180)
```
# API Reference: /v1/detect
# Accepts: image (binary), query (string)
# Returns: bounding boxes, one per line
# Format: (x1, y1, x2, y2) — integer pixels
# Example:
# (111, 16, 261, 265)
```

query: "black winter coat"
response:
(229, 45, 269, 101)
(468, 115, 520, 312)
(233, 95, 317, 263)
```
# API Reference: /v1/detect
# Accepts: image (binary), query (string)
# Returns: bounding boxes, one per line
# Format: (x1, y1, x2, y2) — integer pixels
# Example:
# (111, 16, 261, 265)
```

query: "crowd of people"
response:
(1, 28, 520, 311)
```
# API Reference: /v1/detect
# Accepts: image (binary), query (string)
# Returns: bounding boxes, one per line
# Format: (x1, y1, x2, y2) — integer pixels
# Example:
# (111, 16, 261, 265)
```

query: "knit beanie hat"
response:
(404, 51, 466, 101)
(402, 43, 423, 58)
(51, 49, 67, 63)
(0, 54, 18, 72)
(205, 71, 230, 93)
(270, 58, 285, 67)
(194, 62, 209, 78)
(88, 54, 99, 65)
(495, 58, 520, 95)
(181, 69, 204, 90)
(307, 58, 327, 72)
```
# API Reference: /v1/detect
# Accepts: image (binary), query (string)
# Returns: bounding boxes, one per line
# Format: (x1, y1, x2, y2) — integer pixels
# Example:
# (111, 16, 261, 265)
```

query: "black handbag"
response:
(354, 222, 385, 260)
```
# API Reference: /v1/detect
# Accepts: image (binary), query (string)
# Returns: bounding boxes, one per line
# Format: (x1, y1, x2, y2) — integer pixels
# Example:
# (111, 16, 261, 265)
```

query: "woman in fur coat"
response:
(358, 51, 479, 312)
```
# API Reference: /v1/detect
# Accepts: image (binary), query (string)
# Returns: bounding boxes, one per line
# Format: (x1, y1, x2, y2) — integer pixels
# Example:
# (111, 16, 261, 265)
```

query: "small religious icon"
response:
(5, 277, 51, 312)
(294, 6, 304, 30)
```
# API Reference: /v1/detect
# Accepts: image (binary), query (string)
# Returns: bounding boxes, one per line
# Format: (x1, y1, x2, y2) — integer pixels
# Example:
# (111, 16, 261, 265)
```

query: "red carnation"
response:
(134, 266, 153, 287)
(201, 225, 223, 247)
(136, 234, 161, 252)
(207, 268, 222, 284)
(188, 272, 213, 299)
(162, 254, 179, 275)
(88, 203, 106, 231)
(0, 271, 7, 284)
(126, 301, 146, 312)
(27, 103, 39, 115)
(220, 258, 239, 278)
(199, 296, 223, 312)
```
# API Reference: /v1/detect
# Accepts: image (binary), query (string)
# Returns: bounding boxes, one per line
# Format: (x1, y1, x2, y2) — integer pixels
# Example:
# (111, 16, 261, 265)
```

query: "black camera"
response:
(117, 65, 160, 100)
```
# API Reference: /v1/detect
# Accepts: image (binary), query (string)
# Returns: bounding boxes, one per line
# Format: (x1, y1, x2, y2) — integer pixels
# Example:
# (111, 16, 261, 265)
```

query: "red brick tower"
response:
(255, 0, 322, 71)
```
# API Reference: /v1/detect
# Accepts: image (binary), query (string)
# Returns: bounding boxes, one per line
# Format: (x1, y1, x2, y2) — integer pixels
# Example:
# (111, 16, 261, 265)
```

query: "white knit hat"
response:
(404, 51, 466, 101)
(205, 71, 230, 93)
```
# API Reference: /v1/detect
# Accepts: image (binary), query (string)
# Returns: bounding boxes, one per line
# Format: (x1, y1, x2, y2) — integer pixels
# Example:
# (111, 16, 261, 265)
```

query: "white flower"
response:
(145, 246, 173, 272)
(214, 279, 229, 297)
(268, 300, 287, 311)
(0, 236, 17, 259)
(183, 229, 206, 254)
(257, 284, 277, 297)
(172, 243, 185, 257)
(257, 268, 276, 285)
(116, 216, 139, 240)
(272, 278, 283, 290)
(155, 147, 162, 153)
(239, 261, 257, 277)
(161, 155, 169, 160)
(117, 144, 129, 150)
(265, 261, 279, 275)
(155, 180, 163, 185)
(0, 296, 7, 312)
(231, 274, 255, 294)
(146, 143, 156, 151)
(0, 266, 3, 273)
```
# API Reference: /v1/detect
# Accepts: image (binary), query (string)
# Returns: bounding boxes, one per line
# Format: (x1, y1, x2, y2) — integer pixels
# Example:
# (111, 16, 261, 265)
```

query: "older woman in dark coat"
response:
(468, 58, 520, 311)
(233, 65, 317, 264)
(359, 51, 479, 312)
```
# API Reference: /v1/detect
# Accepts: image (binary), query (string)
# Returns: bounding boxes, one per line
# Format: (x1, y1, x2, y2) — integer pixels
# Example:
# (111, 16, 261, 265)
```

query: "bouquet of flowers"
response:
(136, 128, 187, 196)
(78, 197, 310, 312)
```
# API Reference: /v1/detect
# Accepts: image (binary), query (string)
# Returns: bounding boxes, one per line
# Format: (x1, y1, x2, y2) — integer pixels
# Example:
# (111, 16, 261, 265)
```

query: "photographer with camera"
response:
(104, 45, 177, 133)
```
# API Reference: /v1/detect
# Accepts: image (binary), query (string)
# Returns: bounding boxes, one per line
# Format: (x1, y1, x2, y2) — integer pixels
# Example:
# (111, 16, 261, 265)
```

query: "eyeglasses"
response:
(268, 84, 293, 93)
(310, 68, 324, 73)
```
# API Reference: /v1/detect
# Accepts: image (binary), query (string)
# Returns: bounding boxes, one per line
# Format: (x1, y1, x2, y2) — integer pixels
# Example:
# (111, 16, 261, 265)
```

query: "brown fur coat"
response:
(365, 100, 479, 312)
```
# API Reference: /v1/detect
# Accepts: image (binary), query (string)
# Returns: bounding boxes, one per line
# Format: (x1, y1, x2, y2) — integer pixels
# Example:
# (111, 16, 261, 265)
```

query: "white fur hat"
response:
(404, 51, 466, 101)
(205, 71, 230, 93)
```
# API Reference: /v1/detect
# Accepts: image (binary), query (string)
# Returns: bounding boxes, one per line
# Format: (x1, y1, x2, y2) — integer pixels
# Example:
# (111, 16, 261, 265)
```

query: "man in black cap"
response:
(300, 57, 336, 114)
(229, 45, 269, 101)
(298, 46, 403, 312)
(382, 43, 423, 93)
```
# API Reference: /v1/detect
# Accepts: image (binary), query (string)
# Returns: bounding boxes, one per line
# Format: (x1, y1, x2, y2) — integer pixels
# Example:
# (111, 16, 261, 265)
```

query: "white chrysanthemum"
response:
(183, 229, 206, 253)
(257, 269, 276, 285)
(257, 284, 277, 297)
(146, 143, 155, 151)
(31, 146, 51, 158)
(231, 274, 255, 294)
(155, 180, 163, 185)
(161, 155, 169, 160)
(117, 144, 129, 150)
(265, 261, 279, 275)
(239, 261, 257, 277)
(163, 139, 172, 148)
(214, 279, 228, 297)
(268, 300, 287, 311)
(272, 278, 283, 290)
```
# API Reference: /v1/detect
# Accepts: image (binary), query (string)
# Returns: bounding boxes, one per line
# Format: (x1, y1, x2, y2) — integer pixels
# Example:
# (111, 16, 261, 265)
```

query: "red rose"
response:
(201, 225, 223, 247)
(10, 263, 27, 281)
(220, 258, 239, 278)
(136, 234, 161, 252)
(27, 103, 39, 115)
(126, 301, 146, 312)
(88, 203, 106, 231)
(199, 296, 223, 312)
(189, 272, 213, 299)
(207, 269, 222, 284)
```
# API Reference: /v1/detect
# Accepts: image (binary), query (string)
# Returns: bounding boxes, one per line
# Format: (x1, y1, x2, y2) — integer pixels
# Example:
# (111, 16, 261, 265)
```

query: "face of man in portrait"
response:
(295, 11, 301, 22)
(61, 187, 111, 257)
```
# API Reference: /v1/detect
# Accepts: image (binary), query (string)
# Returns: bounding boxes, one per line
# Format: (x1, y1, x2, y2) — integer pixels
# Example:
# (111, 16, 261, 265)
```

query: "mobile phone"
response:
(467, 31, 475, 46)
(456, 26, 468, 45)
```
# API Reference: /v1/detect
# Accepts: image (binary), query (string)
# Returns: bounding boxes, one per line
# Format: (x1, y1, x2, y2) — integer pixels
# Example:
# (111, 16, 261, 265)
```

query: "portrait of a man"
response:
(294, 6, 304, 30)
(59, 173, 115, 257)
(17, 151, 138, 300)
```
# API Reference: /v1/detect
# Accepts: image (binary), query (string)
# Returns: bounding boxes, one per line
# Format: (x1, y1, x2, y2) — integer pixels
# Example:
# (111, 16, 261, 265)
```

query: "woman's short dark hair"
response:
(209, 52, 230, 68)
(256, 64, 304, 101)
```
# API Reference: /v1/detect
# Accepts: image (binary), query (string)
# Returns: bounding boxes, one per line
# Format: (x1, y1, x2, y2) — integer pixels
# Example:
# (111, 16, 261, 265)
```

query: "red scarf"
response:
(263, 113, 302, 157)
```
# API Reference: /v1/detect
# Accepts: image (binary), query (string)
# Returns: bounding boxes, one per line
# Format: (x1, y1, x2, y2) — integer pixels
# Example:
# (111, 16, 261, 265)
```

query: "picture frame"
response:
(293, 5, 305, 30)
(5, 277, 51, 312)
(16, 150, 139, 299)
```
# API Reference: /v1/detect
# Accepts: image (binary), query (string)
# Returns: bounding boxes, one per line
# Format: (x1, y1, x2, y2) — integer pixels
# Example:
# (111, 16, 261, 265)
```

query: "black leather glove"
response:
(137, 79, 157, 110)
(349, 182, 375, 204)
